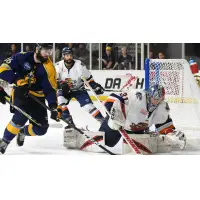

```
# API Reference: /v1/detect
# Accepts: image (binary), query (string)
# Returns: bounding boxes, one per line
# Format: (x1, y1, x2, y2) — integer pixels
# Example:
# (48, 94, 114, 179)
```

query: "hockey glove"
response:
(14, 79, 29, 99)
(92, 83, 104, 95)
(49, 104, 62, 122)
(60, 81, 71, 99)
(0, 86, 8, 104)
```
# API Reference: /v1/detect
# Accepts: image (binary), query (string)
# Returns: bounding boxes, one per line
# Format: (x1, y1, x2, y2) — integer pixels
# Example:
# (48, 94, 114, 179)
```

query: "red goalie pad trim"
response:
(123, 138, 152, 154)
(80, 136, 103, 150)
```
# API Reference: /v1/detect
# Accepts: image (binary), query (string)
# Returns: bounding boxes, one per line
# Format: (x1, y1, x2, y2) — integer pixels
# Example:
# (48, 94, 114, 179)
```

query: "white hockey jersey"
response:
(55, 59, 92, 91)
(108, 89, 173, 133)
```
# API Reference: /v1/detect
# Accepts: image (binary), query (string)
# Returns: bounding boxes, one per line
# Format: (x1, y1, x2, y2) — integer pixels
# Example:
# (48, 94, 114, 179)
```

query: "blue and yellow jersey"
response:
(0, 52, 57, 105)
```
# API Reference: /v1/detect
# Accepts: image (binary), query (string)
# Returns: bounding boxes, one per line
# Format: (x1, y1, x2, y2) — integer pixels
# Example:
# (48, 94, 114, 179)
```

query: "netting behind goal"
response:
(145, 58, 200, 131)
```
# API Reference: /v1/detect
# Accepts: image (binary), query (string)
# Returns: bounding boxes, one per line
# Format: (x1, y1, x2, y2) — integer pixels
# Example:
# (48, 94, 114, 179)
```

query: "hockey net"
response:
(145, 59, 200, 131)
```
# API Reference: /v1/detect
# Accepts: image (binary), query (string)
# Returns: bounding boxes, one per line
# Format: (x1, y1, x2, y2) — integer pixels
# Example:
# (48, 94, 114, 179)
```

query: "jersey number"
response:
(4, 57, 12, 64)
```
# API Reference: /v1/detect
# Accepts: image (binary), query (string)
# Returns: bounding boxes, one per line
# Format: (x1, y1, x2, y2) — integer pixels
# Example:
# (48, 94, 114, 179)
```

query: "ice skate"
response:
(0, 139, 9, 154)
(16, 129, 26, 147)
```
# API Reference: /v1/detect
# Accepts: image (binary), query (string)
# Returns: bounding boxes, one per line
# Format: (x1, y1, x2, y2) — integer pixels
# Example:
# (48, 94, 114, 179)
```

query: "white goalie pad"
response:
(121, 133, 173, 155)
(63, 128, 105, 153)
(63, 129, 173, 154)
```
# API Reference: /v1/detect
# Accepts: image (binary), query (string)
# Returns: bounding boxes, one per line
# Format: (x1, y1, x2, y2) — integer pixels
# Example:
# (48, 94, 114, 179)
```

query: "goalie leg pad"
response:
(63, 128, 78, 149)
(157, 135, 173, 153)
(63, 128, 105, 153)
(121, 133, 173, 154)
(122, 133, 158, 154)
(164, 130, 186, 150)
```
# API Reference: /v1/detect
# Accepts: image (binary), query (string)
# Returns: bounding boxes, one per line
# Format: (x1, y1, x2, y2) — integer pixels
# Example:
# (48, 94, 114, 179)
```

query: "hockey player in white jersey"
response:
(55, 47, 104, 127)
(98, 84, 186, 149)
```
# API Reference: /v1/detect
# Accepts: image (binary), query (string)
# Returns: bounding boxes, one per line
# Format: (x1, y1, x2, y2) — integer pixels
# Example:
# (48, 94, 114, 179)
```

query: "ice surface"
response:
(1, 101, 200, 155)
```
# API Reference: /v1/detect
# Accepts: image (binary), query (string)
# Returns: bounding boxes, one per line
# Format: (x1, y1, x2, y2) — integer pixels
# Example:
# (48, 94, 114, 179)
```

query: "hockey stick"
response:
(5, 96, 45, 128)
(82, 77, 142, 155)
(28, 93, 116, 155)
(5, 96, 63, 129)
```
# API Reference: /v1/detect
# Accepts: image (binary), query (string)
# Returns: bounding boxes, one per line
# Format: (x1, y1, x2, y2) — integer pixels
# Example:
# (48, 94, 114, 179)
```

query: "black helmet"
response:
(35, 43, 53, 63)
(62, 47, 73, 56)
(37, 43, 53, 50)
(34, 43, 53, 52)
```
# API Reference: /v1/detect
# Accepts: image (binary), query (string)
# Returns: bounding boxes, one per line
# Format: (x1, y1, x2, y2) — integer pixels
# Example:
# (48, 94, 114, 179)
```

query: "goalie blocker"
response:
(63, 129, 173, 154)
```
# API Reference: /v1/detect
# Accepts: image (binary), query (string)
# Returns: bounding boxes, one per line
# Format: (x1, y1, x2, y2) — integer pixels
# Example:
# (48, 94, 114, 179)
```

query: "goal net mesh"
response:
(145, 59, 200, 131)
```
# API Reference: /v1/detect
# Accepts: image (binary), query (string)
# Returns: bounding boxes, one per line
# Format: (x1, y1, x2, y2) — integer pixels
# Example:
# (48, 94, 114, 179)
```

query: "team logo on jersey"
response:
(136, 92, 142, 100)
(24, 62, 32, 71)
(85, 99, 90, 103)
(65, 78, 75, 88)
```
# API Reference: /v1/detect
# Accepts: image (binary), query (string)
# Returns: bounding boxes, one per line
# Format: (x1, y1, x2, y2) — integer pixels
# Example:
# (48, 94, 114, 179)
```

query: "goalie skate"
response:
(63, 128, 105, 153)
(164, 131, 186, 150)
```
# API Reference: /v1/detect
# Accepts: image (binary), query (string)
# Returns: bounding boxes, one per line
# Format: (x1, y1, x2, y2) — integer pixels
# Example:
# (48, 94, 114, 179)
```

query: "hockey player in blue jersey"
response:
(0, 44, 61, 154)
(55, 47, 105, 127)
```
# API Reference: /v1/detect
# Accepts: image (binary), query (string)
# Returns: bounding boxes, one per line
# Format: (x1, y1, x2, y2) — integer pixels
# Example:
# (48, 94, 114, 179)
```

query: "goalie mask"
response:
(146, 84, 165, 112)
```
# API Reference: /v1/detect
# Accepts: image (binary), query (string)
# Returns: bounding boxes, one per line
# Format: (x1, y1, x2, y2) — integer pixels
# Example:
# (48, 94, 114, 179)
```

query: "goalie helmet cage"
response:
(145, 58, 200, 131)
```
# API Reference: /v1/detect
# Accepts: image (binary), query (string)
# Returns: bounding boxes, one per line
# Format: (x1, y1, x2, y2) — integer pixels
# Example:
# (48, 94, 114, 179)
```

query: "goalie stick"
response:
(82, 76, 142, 155)
(28, 93, 116, 155)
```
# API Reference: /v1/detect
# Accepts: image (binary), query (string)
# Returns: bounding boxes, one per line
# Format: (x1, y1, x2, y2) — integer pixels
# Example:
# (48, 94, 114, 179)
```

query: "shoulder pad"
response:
(16, 52, 34, 70)
(165, 102, 170, 111)
(55, 60, 64, 67)
(74, 59, 85, 67)
(14, 52, 32, 61)
(80, 62, 86, 67)
(74, 59, 81, 64)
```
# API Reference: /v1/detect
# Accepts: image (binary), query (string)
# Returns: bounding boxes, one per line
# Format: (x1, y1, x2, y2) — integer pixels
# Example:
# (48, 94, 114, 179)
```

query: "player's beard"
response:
(64, 59, 73, 64)
(36, 53, 48, 63)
